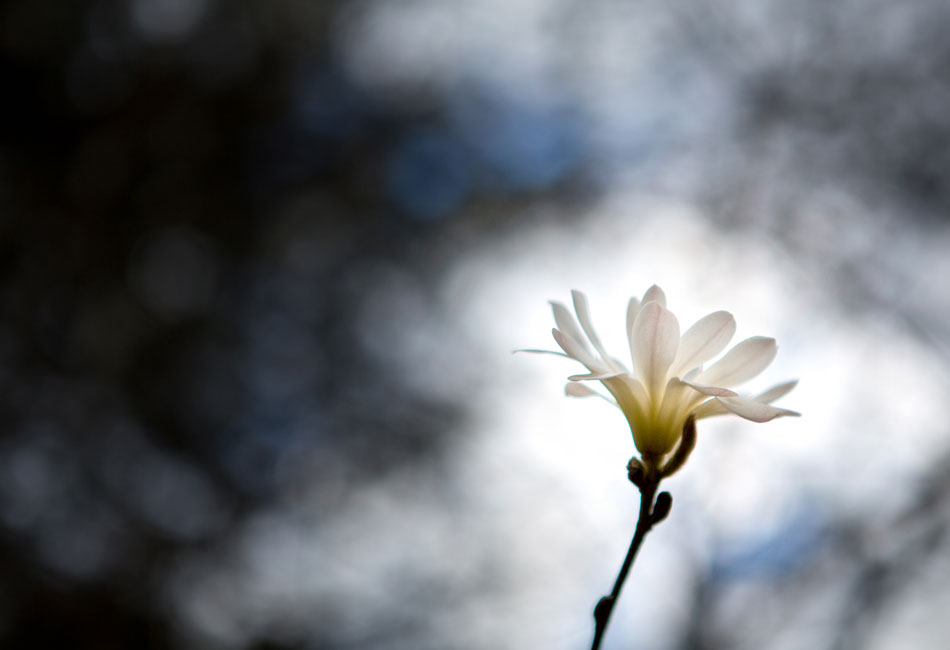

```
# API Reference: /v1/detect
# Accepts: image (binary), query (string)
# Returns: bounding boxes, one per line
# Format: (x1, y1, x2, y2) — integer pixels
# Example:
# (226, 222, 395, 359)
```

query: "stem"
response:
(590, 480, 663, 650)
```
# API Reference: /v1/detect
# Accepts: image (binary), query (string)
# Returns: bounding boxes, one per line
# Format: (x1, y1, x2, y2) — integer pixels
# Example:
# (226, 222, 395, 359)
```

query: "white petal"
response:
(607, 374, 650, 404)
(641, 284, 667, 307)
(692, 380, 799, 420)
(571, 290, 612, 362)
(632, 302, 680, 397)
(715, 396, 801, 422)
(566, 382, 596, 397)
(670, 311, 736, 377)
(626, 296, 641, 366)
(568, 370, 626, 381)
(608, 357, 630, 373)
(550, 301, 588, 351)
(565, 382, 618, 405)
(514, 348, 569, 357)
(679, 379, 737, 397)
(682, 367, 701, 381)
(655, 377, 693, 434)
(602, 375, 650, 427)
(552, 328, 605, 370)
(692, 398, 728, 420)
(697, 336, 777, 387)
(755, 379, 799, 404)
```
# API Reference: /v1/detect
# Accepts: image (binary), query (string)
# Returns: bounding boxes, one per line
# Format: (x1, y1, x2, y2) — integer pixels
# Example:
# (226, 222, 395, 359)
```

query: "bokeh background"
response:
(2, 0, 950, 648)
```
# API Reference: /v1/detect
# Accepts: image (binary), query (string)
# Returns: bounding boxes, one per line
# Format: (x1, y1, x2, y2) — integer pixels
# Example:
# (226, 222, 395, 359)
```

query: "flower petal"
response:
(632, 302, 680, 397)
(565, 382, 618, 405)
(692, 398, 728, 420)
(697, 336, 777, 387)
(514, 348, 569, 357)
(670, 311, 736, 377)
(571, 290, 612, 362)
(681, 367, 701, 381)
(550, 301, 588, 352)
(755, 379, 799, 404)
(679, 379, 737, 397)
(692, 380, 799, 420)
(641, 284, 667, 307)
(568, 370, 626, 381)
(605, 373, 649, 396)
(552, 328, 605, 371)
(608, 357, 630, 373)
(715, 395, 801, 422)
(626, 296, 641, 366)
(602, 375, 651, 438)
(566, 382, 596, 397)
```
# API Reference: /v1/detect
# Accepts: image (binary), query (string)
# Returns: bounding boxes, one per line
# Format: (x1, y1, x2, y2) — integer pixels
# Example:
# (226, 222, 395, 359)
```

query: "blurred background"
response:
(1, 0, 950, 648)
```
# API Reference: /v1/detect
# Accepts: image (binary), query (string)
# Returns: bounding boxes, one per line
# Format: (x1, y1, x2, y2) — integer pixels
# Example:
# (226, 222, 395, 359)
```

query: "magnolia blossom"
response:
(527, 286, 798, 462)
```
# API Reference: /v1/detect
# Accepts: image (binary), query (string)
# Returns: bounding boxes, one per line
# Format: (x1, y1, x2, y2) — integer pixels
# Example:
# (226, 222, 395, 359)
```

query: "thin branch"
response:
(590, 478, 672, 650)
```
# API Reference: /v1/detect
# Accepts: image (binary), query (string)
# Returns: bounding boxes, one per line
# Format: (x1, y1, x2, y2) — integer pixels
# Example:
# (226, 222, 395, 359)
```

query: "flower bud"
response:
(651, 491, 673, 523)
(659, 416, 697, 478)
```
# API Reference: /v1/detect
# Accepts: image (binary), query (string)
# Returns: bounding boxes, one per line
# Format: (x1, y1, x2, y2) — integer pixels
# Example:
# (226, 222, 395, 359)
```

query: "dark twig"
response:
(590, 417, 695, 650)
(590, 478, 672, 650)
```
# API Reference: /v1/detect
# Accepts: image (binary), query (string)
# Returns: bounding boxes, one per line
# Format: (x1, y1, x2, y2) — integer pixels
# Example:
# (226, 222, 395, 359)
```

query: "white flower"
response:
(525, 285, 798, 463)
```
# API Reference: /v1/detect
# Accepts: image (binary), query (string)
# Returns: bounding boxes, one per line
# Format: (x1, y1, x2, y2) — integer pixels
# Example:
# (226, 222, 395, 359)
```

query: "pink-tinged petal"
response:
(697, 336, 777, 387)
(565, 382, 597, 397)
(552, 328, 605, 371)
(715, 396, 801, 422)
(692, 398, 728, 420)
(641, 284, 667, 307)
(679, 379, 737, 397)
(571, 290, 612, 361)
(632, 302, 680, 397)
(550, 301, 588, 351)
(626, 296, 641, 365)
(755, 379, 799, 403)
(670, 311, 736, 377)
(568, 370, 626, 381)
(565, 382, 618, 405)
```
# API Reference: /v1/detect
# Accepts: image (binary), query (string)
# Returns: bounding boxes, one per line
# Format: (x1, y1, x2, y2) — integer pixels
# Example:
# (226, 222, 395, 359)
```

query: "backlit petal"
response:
(679, 379, 737, 397)
(692, 398, 728, 420)
(602, 375, 651, 442)
(571, 290, 612, 362)
(626, 296, 641, 366)
(670, 311, 736, 377)
(550, 301, 588, 352)
(514, 348, 569, 357)
(697, 336, 777, 387)
(607, 374, 650, 404)
(565, 382, 618, 405)
(568, 370, 626, 381)
(552, 328, 600, 368)
(641, 284, 667, 307)
(632, 302, 680, 397)
(715, 396, 801, 422)
(755, 379, 799, 404)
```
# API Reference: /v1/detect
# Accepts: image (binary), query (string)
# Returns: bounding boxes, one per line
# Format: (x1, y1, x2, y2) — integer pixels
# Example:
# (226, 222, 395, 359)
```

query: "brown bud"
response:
(659, 416, 697, 478)
(651, 491, 673, 523)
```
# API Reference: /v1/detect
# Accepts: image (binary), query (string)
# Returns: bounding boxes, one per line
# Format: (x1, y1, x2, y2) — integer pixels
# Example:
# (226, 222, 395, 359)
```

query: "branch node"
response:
(627, 457, 646, 488)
